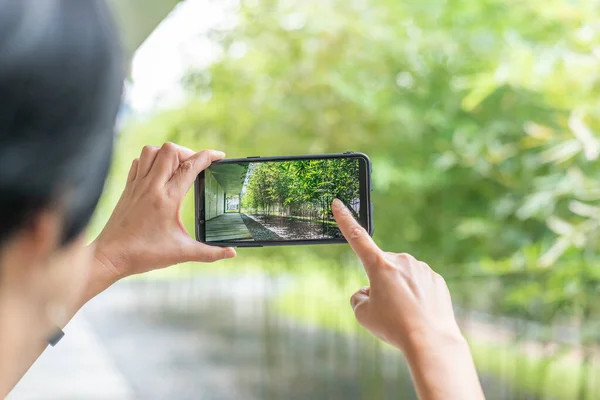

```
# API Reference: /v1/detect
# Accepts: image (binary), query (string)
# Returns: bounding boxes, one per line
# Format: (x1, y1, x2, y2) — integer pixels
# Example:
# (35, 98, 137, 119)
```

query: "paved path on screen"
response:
(205, 212, 253, 241)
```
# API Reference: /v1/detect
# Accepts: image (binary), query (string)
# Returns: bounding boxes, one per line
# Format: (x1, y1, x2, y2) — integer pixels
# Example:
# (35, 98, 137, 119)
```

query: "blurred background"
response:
(10, 0, 600, 399)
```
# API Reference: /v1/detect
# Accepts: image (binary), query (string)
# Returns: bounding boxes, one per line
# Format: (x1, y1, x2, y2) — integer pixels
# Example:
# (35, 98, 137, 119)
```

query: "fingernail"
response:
(332, 198, 343, 209)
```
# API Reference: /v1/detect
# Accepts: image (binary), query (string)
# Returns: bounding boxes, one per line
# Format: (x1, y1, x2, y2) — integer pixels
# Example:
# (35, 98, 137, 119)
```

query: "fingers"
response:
(147, 142, 196, 183)
(350, 286, 371, 325)
(168, 150, 226, 198)
(183, 240, 237, 263)
(136, 145, 160, 179)
(350, 286, 370, 310)
(133, 144, 225, 190)
(332, 199, 382, 275)
(127, 158, 139, 183)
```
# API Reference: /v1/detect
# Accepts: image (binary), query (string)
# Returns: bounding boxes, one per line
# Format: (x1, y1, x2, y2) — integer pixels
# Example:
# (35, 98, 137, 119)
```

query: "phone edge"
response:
(195, 151, 373, 247)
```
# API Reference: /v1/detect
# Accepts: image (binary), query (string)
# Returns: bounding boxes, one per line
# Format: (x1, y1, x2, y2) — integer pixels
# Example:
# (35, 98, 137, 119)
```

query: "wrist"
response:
(80, 243, 123, 306)
(403, 326, 469, 363)
(400, 327, 485, 400)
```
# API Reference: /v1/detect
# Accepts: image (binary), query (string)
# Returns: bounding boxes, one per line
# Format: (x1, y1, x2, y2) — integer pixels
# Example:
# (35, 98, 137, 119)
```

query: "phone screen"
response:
(201, 156, 367, 244)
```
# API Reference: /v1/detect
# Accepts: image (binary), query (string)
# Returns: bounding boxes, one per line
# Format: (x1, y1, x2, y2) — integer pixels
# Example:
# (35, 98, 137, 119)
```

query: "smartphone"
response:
(194, 152, 373, 247)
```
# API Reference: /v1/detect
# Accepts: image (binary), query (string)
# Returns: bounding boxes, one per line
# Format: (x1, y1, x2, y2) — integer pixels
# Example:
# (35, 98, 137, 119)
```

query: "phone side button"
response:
(247, 156, 261, 159)
(370, 203, 375, 236)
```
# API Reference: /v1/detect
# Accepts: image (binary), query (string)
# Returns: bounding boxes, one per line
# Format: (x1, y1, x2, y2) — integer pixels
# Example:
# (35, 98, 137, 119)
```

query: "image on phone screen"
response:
(203, 158, 362, 243)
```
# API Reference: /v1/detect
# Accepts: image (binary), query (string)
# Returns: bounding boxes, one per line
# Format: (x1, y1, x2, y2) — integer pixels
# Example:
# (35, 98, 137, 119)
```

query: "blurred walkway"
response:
(9, 275, 534, 400)
(8, 313, 134, 400)
(76, 276, 417, 400)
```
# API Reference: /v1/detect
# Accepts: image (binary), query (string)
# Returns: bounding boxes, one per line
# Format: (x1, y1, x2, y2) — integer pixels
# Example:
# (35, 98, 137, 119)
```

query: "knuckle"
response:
(418, 261, 437, 278)
(195, 151, 212, 168)
(180, 159, 195, 172)
(164, 184, 179, 199)
(200, 149, 213, 160)
(433, 271, 446, 284)
(205, 251, 220, 263)
(380, 252, 418, 272)
(141, 145, 156, 155)
(149, 188, 167, 208)
(373, 252, 388, 267)
(350, 226, 366, 240)
(161, 142, 177, 154)
(419, 260, 432, 270)
(397, 252, 415, 262)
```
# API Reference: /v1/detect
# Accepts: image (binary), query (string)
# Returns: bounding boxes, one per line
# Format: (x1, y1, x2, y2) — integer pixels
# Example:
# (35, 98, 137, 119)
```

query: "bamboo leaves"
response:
(240, 159, 360, 223)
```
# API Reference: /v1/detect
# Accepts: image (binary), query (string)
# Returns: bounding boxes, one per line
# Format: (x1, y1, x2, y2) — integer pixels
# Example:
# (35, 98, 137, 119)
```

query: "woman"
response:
(0, 1, 484, 399)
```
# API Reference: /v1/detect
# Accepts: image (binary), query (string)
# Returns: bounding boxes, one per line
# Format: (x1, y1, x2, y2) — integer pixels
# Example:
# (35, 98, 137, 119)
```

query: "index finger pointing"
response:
(332, 199, 382, 276)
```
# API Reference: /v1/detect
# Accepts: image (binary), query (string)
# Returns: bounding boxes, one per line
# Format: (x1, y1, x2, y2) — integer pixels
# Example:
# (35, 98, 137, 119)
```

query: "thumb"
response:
(183, 240, 237, 263)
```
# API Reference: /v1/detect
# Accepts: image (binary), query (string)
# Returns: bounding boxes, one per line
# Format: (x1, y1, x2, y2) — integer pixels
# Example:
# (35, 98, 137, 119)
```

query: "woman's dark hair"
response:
(0, 0, 124, 245)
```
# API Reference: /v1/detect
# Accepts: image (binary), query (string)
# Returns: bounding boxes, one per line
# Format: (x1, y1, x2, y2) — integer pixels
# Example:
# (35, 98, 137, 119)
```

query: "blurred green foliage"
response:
(92, 0, 600, 398)
(177, 0, 600, 271)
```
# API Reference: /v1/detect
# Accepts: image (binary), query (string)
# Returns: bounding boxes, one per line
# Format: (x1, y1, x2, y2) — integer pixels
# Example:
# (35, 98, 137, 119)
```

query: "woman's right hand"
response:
(331, 198, 462, 352)
(331, 199, 485, 400)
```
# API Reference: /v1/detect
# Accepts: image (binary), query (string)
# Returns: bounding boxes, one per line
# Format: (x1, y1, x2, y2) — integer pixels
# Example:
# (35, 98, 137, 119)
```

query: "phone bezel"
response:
(194, 152, 373, 248)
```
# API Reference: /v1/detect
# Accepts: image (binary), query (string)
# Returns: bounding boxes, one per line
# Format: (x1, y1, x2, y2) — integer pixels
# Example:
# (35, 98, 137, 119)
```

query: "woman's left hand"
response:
(92, 143, 236, 284)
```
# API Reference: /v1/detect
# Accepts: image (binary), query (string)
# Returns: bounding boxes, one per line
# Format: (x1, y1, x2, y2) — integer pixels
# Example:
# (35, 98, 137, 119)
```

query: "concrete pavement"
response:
(8, 312, 134, 400)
